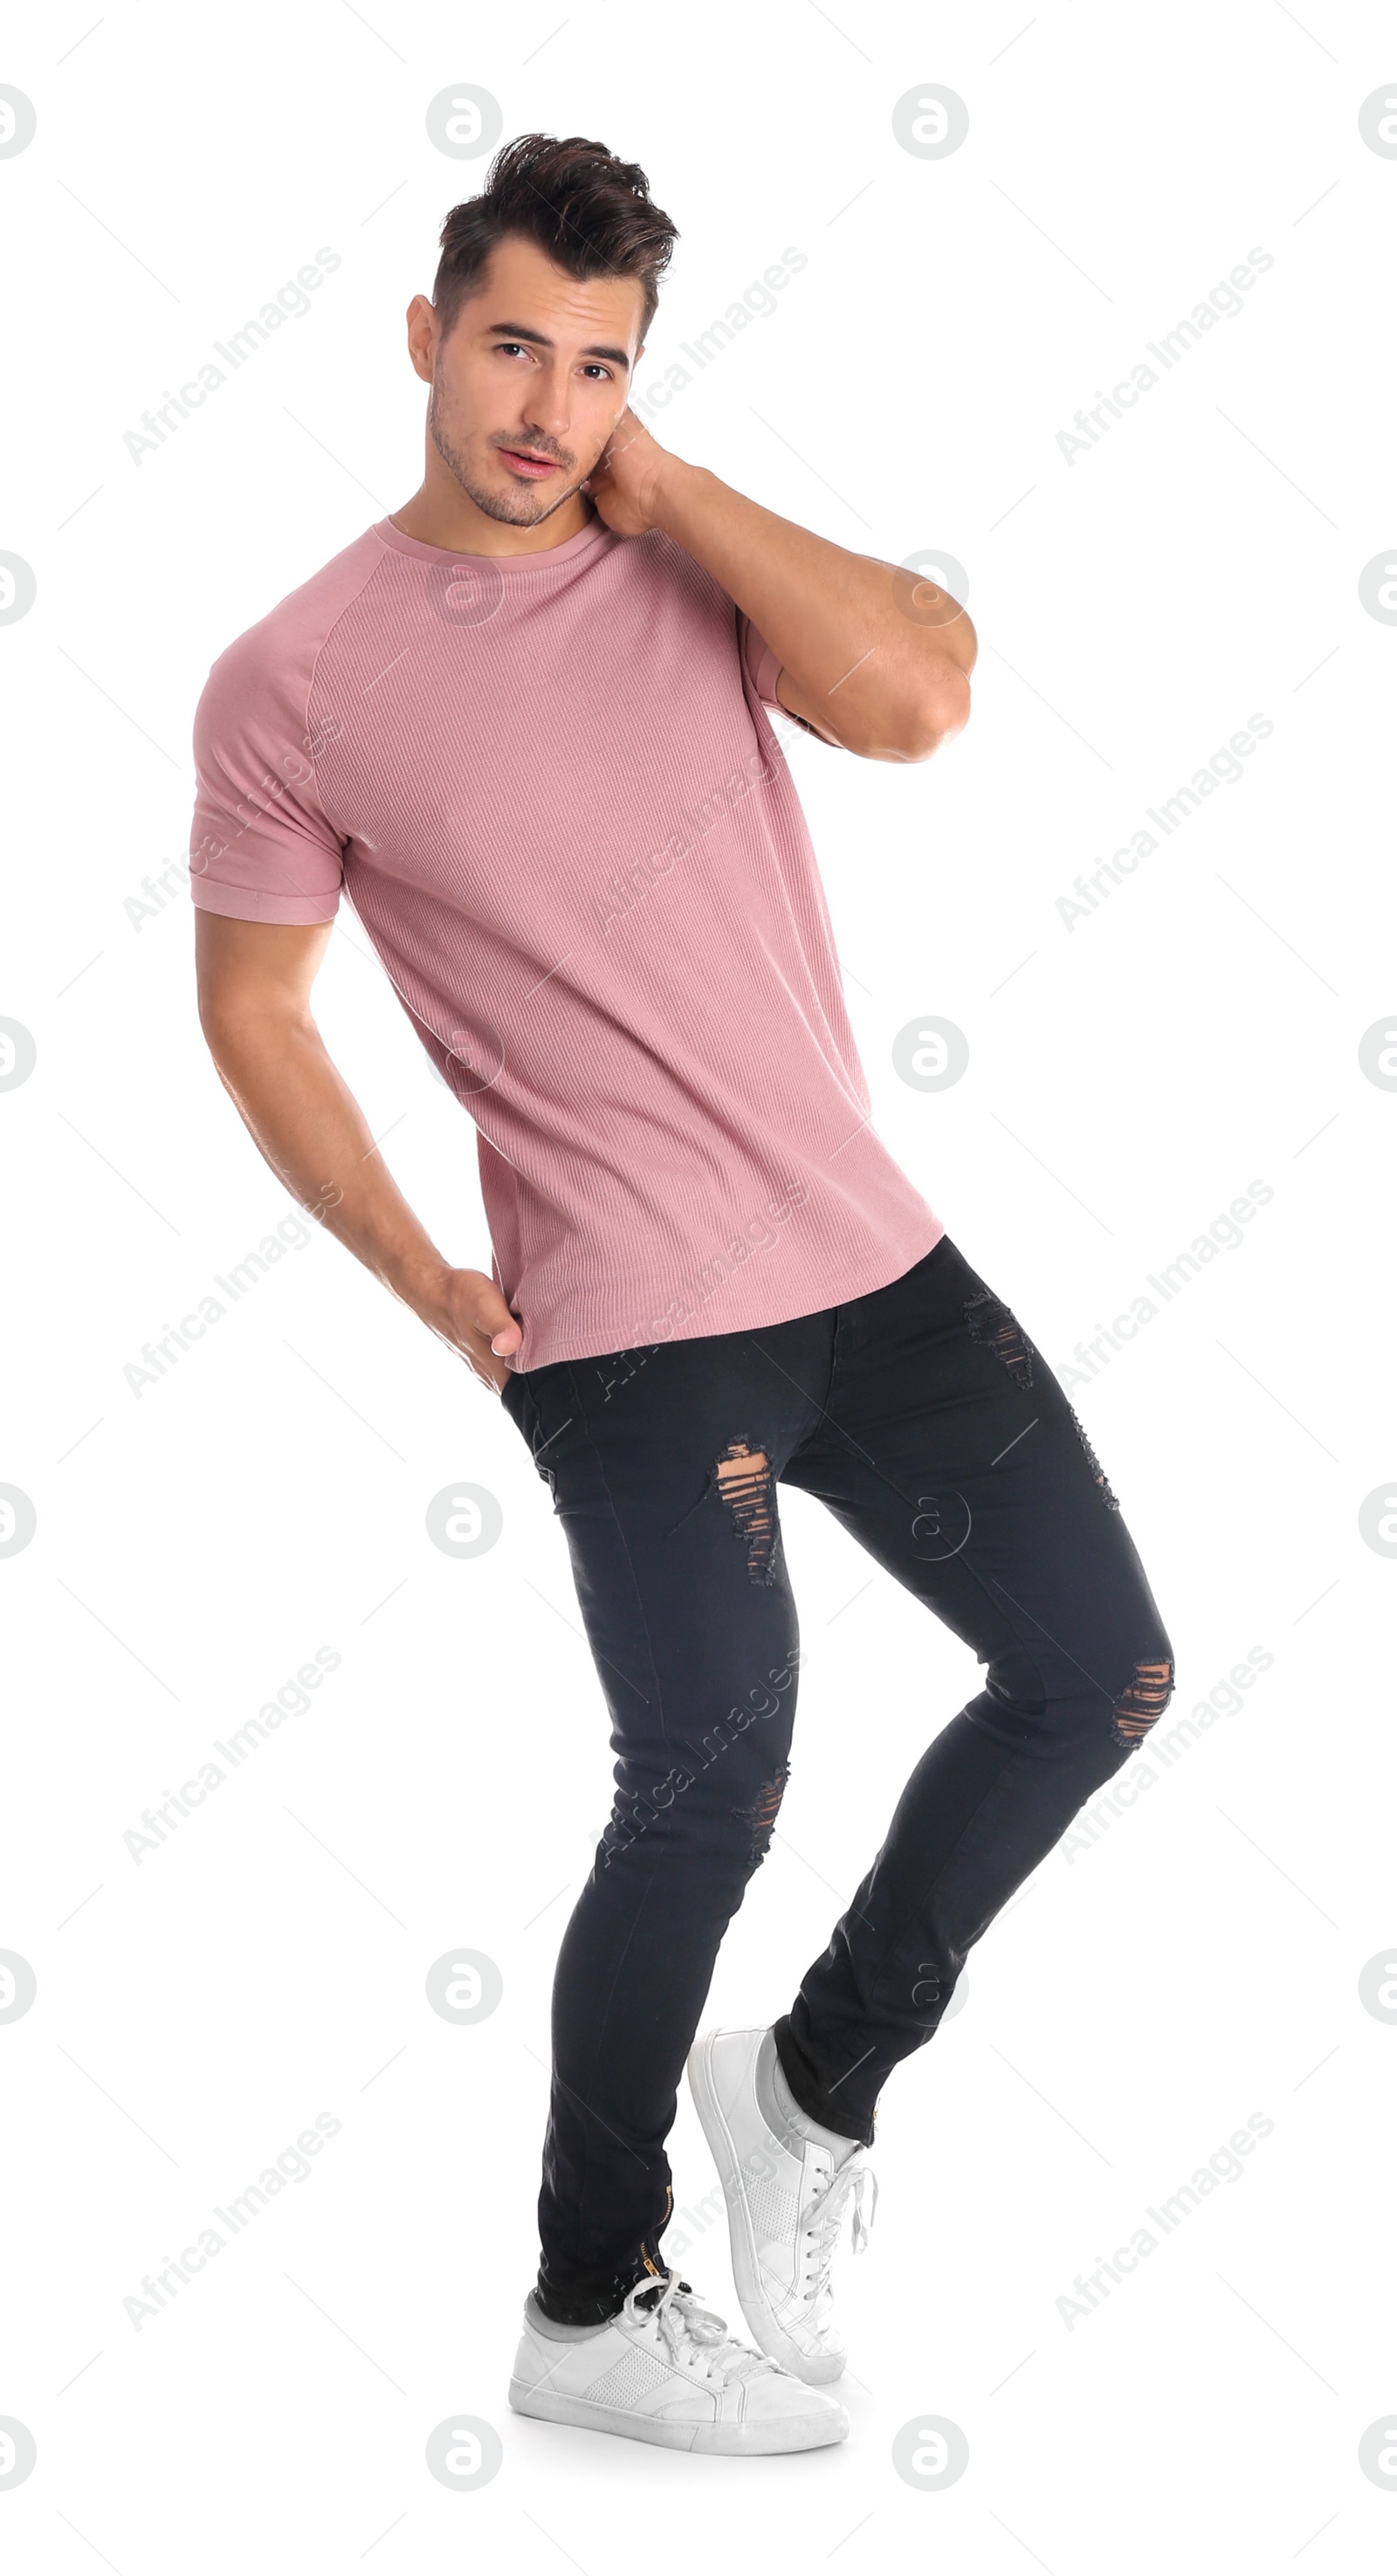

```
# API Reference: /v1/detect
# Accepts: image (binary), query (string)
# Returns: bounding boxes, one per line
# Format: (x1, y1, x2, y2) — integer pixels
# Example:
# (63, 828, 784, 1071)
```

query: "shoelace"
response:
(801, 2153, 879, 2301)
(623, 2267, 782, 2381)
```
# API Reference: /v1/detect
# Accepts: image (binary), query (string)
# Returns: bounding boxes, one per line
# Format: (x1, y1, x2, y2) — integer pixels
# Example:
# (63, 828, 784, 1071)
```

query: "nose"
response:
(518, 362, 574, 446)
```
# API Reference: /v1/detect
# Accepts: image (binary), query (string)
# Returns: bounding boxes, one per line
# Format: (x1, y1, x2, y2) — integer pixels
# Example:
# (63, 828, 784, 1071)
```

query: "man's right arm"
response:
(194, 913, 522, 1392)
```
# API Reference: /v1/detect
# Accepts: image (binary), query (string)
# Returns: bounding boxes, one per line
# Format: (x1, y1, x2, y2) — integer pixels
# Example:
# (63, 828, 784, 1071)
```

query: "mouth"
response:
(497, 444, 563, 480)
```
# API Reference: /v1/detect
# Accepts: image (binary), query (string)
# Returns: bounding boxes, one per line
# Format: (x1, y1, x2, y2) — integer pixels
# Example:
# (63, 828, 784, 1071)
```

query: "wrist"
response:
(649, 452, 713, 536)
(385, 1249, 456, 1327)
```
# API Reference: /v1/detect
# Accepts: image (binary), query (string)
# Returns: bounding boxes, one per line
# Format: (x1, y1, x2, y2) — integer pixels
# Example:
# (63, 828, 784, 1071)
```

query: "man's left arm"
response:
(584, 411, 977, 765)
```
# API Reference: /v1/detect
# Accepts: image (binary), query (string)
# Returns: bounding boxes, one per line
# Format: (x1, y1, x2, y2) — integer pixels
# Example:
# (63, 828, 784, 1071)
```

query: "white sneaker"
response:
(507, 2264, 849, 2455)
(687, 2025, 877, 2384)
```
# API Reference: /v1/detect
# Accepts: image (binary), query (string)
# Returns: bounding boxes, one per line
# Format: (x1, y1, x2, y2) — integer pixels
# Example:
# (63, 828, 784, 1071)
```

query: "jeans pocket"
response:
(498, 1368, 535, 1452)
(499, 1368, 558, 1496)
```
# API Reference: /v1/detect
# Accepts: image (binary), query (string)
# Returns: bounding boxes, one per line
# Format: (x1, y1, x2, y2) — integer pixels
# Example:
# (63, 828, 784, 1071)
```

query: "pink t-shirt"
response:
(189, 513, 943, 1370)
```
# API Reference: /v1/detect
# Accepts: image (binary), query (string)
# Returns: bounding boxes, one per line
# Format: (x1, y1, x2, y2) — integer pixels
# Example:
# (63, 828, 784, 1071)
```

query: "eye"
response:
(582, 363, 613, 381)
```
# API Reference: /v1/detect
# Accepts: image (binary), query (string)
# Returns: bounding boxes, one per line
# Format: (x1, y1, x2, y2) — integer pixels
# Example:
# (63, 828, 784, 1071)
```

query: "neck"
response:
(389, 476, 595, 559)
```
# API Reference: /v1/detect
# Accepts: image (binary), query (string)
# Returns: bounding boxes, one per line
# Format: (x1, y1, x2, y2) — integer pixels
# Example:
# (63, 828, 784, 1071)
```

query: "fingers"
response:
(465, 1319, 513, 1395)
(470, 1285, 521, 1359)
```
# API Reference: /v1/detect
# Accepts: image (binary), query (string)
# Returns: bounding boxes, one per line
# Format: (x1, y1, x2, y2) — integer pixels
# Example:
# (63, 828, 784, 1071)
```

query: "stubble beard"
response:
(428, 382, 585, 530)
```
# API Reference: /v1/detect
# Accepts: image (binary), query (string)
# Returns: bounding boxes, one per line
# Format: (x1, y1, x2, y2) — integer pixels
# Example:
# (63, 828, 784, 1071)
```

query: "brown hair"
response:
(431, 133, 678, 349)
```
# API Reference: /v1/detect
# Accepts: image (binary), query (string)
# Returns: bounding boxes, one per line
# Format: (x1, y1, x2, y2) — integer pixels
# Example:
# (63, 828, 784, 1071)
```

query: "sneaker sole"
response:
(507, 2376, 848, 2454)
(686, 2031, 848, 2387)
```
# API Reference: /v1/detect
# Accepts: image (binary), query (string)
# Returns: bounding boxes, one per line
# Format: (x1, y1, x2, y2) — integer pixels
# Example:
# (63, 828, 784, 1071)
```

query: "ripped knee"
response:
(734, 1760, 790, 1865)
(714, 1436, 777, 1585)
(1111, 1656, 1174, 1750)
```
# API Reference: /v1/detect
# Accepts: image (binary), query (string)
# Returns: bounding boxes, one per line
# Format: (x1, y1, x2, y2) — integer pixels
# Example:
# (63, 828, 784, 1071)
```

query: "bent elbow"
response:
(890, 672, 973, 764)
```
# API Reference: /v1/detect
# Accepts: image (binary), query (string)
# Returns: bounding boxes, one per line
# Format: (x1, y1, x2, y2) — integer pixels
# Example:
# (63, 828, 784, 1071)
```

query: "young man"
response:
(190, 134, 1174, 2458)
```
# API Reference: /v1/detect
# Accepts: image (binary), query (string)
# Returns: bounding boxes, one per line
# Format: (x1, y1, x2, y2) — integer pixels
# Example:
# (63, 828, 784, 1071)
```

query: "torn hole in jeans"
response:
(1068, 1404, 1121, 1512)
(962, 1289, 1035, 1390)
(1111, 1657, 1174, 1748)
(735, 1760, 790, 1864)
(714, 1436, 777, 1585)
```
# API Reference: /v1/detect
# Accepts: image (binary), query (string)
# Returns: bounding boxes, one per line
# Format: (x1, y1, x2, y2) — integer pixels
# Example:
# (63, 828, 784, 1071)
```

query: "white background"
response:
(3, 0, 1394, 2565)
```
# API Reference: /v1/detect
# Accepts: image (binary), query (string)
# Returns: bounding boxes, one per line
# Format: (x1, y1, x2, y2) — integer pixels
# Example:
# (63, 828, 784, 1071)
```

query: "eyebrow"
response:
(486, 320, 632, 371)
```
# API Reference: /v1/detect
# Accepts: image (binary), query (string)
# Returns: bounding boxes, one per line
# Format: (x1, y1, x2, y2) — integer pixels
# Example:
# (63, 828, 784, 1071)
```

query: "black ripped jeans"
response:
(499, 1232, 1175, 2325)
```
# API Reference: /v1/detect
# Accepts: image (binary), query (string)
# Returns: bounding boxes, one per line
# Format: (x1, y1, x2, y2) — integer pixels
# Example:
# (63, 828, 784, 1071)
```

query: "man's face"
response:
(420, 234, 646, 528)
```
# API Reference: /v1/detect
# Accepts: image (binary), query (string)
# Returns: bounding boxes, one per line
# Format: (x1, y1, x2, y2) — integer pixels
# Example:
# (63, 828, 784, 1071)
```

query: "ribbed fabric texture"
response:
(189, 513, 943, 1370)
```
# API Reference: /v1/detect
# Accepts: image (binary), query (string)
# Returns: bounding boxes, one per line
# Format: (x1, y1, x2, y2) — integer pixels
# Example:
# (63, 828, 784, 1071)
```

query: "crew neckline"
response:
(373, 511, 612, 571)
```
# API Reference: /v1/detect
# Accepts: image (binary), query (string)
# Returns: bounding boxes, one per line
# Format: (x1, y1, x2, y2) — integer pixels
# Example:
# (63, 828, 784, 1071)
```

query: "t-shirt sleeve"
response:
(739, 610, 784, 711)
(189, 627, 345, 924)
